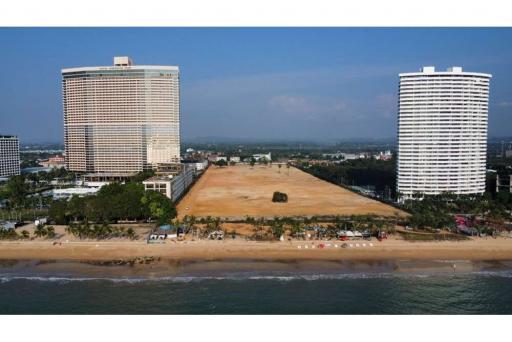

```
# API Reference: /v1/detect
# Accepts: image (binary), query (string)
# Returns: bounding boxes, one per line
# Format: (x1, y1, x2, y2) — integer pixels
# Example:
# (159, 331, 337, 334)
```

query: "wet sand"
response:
(1, 257, 512, 281)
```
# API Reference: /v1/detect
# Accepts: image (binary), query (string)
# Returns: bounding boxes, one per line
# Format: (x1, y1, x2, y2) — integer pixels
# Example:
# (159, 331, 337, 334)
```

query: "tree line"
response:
(48, 182, 176, 226)
(403, 192, 512, 232)
(303, 158, 396, 198)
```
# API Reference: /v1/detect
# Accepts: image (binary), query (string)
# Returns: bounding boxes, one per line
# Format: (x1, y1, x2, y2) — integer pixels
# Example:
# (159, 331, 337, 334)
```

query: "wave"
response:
(0, 273, 392, 284)
(2, 270, 512, 284)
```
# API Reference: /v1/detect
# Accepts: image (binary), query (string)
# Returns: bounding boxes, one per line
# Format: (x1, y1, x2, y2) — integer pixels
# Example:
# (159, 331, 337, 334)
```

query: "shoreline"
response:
(1, 257, 512, 281)
(2, 237, 512, 262)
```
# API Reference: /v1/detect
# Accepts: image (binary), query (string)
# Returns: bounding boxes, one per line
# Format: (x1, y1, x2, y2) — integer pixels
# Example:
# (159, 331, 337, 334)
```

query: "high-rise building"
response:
(0, 135, 20, 177)
(397, 66, 491, 200)
(62, 56, 180, 174)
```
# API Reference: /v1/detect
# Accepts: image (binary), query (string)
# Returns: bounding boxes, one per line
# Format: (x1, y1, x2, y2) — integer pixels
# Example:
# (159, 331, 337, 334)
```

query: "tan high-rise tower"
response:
(62, 56, 180, 174)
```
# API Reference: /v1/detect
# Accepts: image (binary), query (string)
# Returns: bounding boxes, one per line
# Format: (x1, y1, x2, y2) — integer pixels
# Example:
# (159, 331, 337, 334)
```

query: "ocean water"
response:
(1, 259, 512, 314)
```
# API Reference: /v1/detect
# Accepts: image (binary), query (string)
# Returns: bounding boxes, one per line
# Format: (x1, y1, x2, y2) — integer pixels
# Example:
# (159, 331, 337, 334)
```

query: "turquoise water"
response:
(1, 260, 512, 314)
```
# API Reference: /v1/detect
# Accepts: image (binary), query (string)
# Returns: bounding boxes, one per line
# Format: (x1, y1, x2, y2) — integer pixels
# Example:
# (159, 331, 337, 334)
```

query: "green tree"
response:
(4, 175, 28, 208)
(141, 190, 177, 225)
(270, 219, 284, 239)
(216, 159, 228, 167)
(126, 227, 136, 240)
(68, 195, 86, 222)
(46, 226, 56, 238)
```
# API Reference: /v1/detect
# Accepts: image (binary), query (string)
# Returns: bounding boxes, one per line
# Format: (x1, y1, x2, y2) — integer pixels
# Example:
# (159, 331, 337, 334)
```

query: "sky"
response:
(0, 27, 511, 143)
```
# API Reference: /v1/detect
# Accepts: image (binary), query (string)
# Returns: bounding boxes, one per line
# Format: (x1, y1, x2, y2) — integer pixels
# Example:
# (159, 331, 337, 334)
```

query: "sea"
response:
(1, 259, 512, 314)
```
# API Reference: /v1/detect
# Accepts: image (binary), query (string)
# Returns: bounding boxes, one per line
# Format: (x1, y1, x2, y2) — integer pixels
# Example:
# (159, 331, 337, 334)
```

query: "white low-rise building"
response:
(143, 165, 195, 202)
(193, 160, 208, 171)
(253, 153, 271, 161)
(51, 187, 100, 200)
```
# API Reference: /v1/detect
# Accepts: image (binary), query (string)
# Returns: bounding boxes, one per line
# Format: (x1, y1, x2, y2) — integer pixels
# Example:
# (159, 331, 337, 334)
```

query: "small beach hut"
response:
(148, 225, 178, 240)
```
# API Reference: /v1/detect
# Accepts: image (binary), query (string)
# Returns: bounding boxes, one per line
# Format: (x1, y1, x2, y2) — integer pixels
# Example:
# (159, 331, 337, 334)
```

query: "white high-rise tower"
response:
(62, 56, 180, 174)
(0, 135, 20, 177)
(397, 66, 491, 200)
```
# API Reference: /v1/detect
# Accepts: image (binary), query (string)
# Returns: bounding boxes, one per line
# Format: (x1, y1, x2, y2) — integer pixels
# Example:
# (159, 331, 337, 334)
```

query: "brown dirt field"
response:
(177, 165, 406, 219)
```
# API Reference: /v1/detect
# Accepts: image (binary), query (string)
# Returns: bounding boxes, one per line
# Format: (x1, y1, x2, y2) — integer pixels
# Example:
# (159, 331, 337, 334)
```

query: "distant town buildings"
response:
(252, 153, 271, 162)
(62, 56, 180, 175)
(397, 66, 491, 200)
(40, 155, 66, 169)
(0, 135, 20, 177)
(375, 150, 392, 161)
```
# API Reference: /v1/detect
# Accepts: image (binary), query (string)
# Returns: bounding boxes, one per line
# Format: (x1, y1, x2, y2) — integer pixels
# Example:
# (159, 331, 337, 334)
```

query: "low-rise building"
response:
(229, 156, 240, 163)
(0, 221, 17, 230)
(375, 150, 392, 161)
(40, 155, 66, 169)
(182, 160, 208, 175)
(83, 173, 136, 183)
(50, 187, 100, 200)
(143, 164, 195, 202)
(252, 153, 271, 162)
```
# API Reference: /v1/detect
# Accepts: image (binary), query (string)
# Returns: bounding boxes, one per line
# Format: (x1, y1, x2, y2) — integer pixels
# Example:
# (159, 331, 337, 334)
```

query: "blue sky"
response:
(0, 28, 511, 143)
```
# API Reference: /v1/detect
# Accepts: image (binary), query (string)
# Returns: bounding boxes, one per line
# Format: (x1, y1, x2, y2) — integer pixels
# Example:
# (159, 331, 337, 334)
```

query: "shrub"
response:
(272, 192, 288, 203)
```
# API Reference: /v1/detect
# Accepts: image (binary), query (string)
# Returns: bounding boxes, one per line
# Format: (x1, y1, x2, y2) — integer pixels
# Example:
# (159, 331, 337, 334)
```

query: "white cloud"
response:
(181, 64, 406, 139)
(497, 101, 512, 107)
(268, 95, 349, 121)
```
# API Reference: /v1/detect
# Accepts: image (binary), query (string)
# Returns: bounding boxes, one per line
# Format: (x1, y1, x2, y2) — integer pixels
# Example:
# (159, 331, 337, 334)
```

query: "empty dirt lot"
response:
(177, 165, 405, 219)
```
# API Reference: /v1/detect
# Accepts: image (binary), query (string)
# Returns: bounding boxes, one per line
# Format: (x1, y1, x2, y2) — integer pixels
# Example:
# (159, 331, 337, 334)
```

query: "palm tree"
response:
(126, 227, 136, 240)
(46, 226, 56, 239)
(270, 220, 284, 240)
(291, 221, 305, 239)
(278, 164, 282, 173)
(187, 215, 197, 238)
(21, 230, 30, 239)
(34, 224, 46, 238)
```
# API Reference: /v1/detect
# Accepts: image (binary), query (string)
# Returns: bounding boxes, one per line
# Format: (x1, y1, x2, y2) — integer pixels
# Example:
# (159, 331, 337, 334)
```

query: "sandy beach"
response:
(1, 236, 512, 262)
